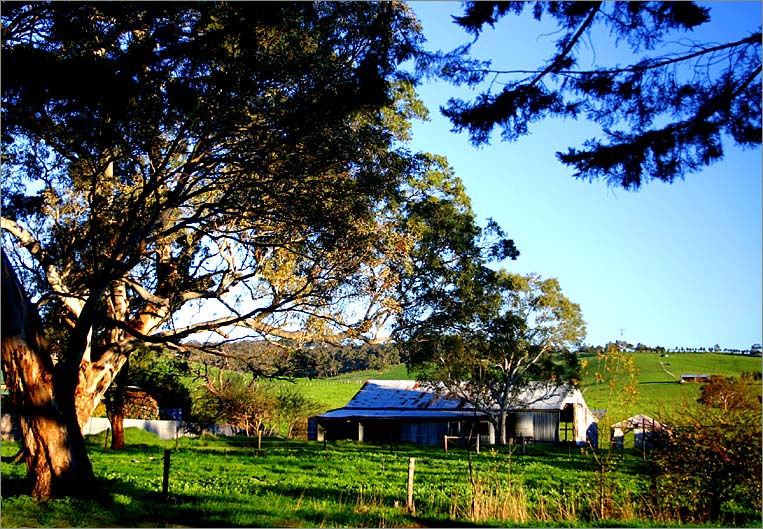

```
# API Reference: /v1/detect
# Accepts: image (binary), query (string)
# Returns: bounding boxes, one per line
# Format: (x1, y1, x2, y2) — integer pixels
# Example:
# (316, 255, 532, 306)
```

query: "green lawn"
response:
(0, 429, 696, 528)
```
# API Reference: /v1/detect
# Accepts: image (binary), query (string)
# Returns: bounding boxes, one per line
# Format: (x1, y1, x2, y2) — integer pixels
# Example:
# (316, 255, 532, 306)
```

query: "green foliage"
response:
(435, 1, 761, 188)
(2, 1, 520, 497)
(405, 270, 586, 444)
(274, 386, 322, 439)
(697, 375, 760, 411)
(128, 348, 193, 416)
(650, 401, 762, 524)
(191, 373, 275, 436)
(285, 341, 404, 379)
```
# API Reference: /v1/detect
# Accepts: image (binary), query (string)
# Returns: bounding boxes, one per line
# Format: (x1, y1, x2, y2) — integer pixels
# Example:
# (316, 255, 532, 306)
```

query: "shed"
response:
(610, 414, 667, 449)
(309, 380, 598, 447)
(680, 374, 710, 383)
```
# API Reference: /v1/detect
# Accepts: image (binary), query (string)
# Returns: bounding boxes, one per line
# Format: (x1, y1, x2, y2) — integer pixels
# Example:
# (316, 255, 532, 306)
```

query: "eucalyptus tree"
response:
(1, 1, 495, 498)
(405, 270, 585, 445)
(433, 1, 761, 189)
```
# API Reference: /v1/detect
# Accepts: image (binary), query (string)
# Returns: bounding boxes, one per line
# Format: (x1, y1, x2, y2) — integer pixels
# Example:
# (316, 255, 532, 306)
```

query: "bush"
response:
(191, 374, 275, 435)
(274, 386, 321, 439)
(650, 379, 762, 524)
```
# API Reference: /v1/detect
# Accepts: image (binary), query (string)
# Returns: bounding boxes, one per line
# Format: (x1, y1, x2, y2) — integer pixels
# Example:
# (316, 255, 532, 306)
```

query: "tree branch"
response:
(471, 32, 761, 79)
(530, 2, 602, 87)
(1, 217, 84, 316)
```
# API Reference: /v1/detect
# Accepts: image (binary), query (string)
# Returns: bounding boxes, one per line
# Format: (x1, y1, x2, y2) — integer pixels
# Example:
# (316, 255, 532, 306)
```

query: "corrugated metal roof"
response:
(316, 380, 584, 420)
(341, 380, 471, 411)
(317, 408, 481, 420)
(610, 414, 666, 430)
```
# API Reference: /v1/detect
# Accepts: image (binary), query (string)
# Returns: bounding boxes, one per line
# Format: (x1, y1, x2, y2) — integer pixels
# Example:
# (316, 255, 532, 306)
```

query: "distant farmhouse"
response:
(309, 380, 598, 447)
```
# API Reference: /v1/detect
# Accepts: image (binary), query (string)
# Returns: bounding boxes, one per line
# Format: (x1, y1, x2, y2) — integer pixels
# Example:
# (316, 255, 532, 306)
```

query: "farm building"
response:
(308, 380, 598, 447)
(680, 374, 710, 383)
(610, 414, 668, 449)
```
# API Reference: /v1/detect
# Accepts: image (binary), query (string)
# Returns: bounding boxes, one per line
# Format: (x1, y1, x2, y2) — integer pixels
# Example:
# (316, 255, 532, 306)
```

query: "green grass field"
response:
(281, 364, 411, 412)
(0, 429, 686, 528)
(1, 353, 760, 527)
(580, 352, 762, 422)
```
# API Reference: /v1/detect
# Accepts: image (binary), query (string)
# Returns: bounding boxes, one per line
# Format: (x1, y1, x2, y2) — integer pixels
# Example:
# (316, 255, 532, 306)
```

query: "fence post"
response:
(162, 448, 171, 501)
(407, 457, 416, 514)
(444, 435, 448, 453)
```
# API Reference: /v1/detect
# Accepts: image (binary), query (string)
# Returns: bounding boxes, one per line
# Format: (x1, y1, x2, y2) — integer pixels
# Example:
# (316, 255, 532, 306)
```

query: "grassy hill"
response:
(295, 353, 762, 420)
(581, 352, 761, 423)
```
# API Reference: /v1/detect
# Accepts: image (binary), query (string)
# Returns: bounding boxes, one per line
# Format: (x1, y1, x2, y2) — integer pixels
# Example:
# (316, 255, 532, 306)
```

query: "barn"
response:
(308, 380, 598, 447)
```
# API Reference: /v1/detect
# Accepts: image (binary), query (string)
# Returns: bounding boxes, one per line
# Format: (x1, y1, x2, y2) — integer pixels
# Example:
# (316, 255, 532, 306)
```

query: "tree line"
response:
(580, 341, 762, 355)
(183, 338, 406, 379)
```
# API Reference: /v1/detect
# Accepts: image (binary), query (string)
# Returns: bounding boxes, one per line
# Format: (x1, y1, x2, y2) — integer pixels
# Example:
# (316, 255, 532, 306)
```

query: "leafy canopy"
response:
(0, 1, 467, 363)
(404, 269, 585, 443)
(431, 1, 761, 189)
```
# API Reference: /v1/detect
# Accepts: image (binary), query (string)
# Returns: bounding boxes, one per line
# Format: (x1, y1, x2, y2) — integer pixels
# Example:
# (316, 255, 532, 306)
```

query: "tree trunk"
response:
(73, 279, 132, 429)
(74, 351, 129, 428)
(109, 408, 125, 450)
(497, 411, 508, 445)
(107, 359, 129, 450)
(1, 252, 96, 499)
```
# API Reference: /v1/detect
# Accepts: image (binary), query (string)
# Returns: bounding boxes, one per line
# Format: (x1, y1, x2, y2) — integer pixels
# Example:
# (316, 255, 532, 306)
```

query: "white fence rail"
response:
(83, 417, 186, 441)
(2, 415, 238, 442)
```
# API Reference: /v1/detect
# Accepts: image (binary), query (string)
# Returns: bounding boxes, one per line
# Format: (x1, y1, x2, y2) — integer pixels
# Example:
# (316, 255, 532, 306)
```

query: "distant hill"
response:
(579, 352, 762, 422)
(299, 353, 762, 419)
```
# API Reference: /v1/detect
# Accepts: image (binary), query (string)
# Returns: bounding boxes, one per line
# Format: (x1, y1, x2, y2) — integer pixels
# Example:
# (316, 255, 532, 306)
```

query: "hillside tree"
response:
(429, 1, 761, 189)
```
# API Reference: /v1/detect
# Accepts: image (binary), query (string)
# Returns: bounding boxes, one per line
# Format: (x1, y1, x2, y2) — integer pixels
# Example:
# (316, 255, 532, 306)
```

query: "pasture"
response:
(1, 352, 760, 527)
(3, 429, 666, 528)
(579, 352, 761, 421)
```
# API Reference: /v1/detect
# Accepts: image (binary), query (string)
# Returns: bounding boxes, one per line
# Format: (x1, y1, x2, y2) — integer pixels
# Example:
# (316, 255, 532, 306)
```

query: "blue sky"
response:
(406, 1, 762, 350)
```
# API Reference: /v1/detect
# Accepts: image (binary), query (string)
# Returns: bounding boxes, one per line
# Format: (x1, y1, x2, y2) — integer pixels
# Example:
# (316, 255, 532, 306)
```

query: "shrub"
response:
(275, 386, 321, 439)
(650, 383, 762, 524)
(191, 374, 275, 435)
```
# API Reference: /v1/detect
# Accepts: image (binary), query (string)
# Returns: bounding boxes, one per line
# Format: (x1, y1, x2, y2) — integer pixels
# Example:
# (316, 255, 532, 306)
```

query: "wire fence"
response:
(294, 379, 366, 386)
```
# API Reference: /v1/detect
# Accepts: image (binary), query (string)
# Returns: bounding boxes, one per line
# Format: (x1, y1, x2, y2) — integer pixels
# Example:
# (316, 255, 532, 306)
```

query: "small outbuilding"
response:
(680, 374, 710, 383)
(308, 380, 598, 447)
(610, 414, 667, 449)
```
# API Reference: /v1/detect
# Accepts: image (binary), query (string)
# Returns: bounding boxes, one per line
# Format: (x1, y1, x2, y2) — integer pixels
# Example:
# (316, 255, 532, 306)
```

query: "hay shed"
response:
(309, 380, 598, 447)
(610, 414, 667, 449)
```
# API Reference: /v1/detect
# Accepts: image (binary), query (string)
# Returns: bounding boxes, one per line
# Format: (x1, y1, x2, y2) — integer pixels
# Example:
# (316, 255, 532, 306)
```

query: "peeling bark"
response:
(1, 252, 96, 499)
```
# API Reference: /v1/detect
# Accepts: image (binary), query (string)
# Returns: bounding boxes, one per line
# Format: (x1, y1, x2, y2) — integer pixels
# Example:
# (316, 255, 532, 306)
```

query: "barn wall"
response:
(575, 403, 599, 446)
(506, 411, 560, 442)
(401, 421, 448, 445)
(533, 411, 560, 442)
